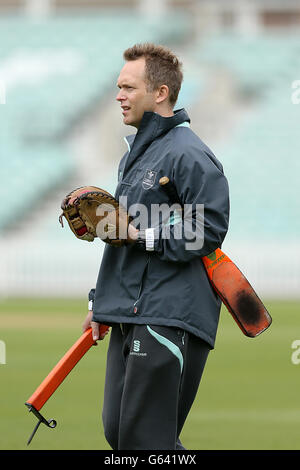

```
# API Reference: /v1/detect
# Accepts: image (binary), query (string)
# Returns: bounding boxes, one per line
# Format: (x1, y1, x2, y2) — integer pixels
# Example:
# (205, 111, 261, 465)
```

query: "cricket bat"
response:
(25, 324, 109, 445)
(159, 176, 272, 338)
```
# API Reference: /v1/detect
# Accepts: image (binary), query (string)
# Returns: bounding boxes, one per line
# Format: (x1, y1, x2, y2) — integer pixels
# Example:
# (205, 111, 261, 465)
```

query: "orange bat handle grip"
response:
(202, 247, 231, 279)
(25, 325, 109, 411)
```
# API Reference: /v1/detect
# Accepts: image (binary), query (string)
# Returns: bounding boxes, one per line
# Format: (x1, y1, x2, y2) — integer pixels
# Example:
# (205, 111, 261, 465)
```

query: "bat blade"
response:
(158, 176, 272, 338)
(202, 249, 272, 337)
(25, 325, 109, 411)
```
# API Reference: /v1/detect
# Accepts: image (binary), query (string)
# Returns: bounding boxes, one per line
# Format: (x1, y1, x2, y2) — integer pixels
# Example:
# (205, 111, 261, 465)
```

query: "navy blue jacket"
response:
(92, 109, 230, 348)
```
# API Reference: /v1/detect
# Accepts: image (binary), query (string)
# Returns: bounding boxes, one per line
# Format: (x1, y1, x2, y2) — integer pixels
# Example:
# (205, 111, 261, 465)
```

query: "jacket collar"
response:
(124, 108, 190, 157)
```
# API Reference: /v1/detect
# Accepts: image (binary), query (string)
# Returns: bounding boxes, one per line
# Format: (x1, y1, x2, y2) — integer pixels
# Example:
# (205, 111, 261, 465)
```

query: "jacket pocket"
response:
(133, 255, 150, 315)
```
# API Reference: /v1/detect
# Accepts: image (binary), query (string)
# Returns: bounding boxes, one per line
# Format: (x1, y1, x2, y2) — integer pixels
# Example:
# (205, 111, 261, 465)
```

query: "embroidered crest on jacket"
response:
(142, 169, 157, 190)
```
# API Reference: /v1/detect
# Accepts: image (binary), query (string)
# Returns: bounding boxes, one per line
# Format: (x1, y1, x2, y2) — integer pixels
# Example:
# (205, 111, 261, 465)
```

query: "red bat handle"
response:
(26, 325, 109, 411)
(25, 324, 109, 445)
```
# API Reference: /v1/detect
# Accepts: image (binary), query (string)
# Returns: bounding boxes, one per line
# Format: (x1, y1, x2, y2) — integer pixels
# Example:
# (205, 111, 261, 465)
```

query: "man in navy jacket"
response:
(83, 43, 230, 450)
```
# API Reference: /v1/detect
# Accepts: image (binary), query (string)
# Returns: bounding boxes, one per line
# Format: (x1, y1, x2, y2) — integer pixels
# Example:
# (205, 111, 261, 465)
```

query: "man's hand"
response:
(82, 310, 109, 342)
(127, 223, 139, 242)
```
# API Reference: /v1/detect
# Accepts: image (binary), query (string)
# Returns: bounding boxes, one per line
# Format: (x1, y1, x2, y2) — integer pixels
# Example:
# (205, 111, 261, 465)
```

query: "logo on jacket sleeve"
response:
(142, 169, 157, 190)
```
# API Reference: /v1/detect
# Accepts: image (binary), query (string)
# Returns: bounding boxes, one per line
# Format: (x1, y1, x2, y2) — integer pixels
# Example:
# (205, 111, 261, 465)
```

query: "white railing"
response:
(0, 239, 104, 297)
(0, 238, 299, 298)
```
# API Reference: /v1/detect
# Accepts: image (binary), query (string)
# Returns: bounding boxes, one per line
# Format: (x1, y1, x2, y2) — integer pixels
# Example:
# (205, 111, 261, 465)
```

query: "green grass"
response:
(0, 298, 299, 450)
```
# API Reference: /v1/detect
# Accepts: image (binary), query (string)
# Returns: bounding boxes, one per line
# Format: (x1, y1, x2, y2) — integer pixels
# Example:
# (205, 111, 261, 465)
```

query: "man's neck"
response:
(154, 106, 174, 118)
(135, 108, 174, 129)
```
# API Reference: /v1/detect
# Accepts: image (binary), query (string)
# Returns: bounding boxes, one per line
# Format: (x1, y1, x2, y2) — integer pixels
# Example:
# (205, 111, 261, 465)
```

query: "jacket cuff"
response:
(88, 288, 95, 311)
(136, 228, 158, 251)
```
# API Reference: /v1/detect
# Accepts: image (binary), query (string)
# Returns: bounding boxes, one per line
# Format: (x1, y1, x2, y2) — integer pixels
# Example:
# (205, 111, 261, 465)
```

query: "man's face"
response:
(116, 57, 157, 128)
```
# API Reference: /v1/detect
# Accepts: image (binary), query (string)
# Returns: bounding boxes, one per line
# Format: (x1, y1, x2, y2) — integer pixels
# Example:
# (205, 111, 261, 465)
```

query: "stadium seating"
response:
(0, 12, 189, 231)
(192, 31, 300, 241)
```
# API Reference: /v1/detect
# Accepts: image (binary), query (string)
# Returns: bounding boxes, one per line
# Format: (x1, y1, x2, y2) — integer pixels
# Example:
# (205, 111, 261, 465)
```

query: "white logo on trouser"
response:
(130, 339, 147, 357)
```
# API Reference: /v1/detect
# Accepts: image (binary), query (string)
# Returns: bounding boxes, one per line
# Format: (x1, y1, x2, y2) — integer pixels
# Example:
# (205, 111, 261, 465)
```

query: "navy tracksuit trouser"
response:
(102, 323, 210, 450)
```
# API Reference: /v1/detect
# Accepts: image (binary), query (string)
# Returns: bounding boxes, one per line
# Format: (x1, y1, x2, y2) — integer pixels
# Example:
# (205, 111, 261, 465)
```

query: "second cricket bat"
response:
(159, 176, 272, 338)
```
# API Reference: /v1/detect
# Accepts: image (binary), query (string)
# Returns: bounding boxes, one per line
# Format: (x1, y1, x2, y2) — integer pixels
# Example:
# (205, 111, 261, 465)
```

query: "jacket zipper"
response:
(133, 256, 150, 314)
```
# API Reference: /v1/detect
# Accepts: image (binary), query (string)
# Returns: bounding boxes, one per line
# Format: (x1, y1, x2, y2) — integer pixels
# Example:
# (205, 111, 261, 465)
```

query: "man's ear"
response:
(156, 85, 170, 104)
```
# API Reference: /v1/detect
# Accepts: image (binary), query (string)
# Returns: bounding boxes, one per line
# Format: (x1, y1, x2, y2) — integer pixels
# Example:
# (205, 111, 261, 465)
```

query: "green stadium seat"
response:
(0, 12, 189, 231)
(193, 31, 300, 240)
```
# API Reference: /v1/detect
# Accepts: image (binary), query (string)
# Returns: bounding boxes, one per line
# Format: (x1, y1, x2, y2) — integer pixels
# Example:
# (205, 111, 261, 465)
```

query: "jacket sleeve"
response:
(136, 147, 230, 263)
